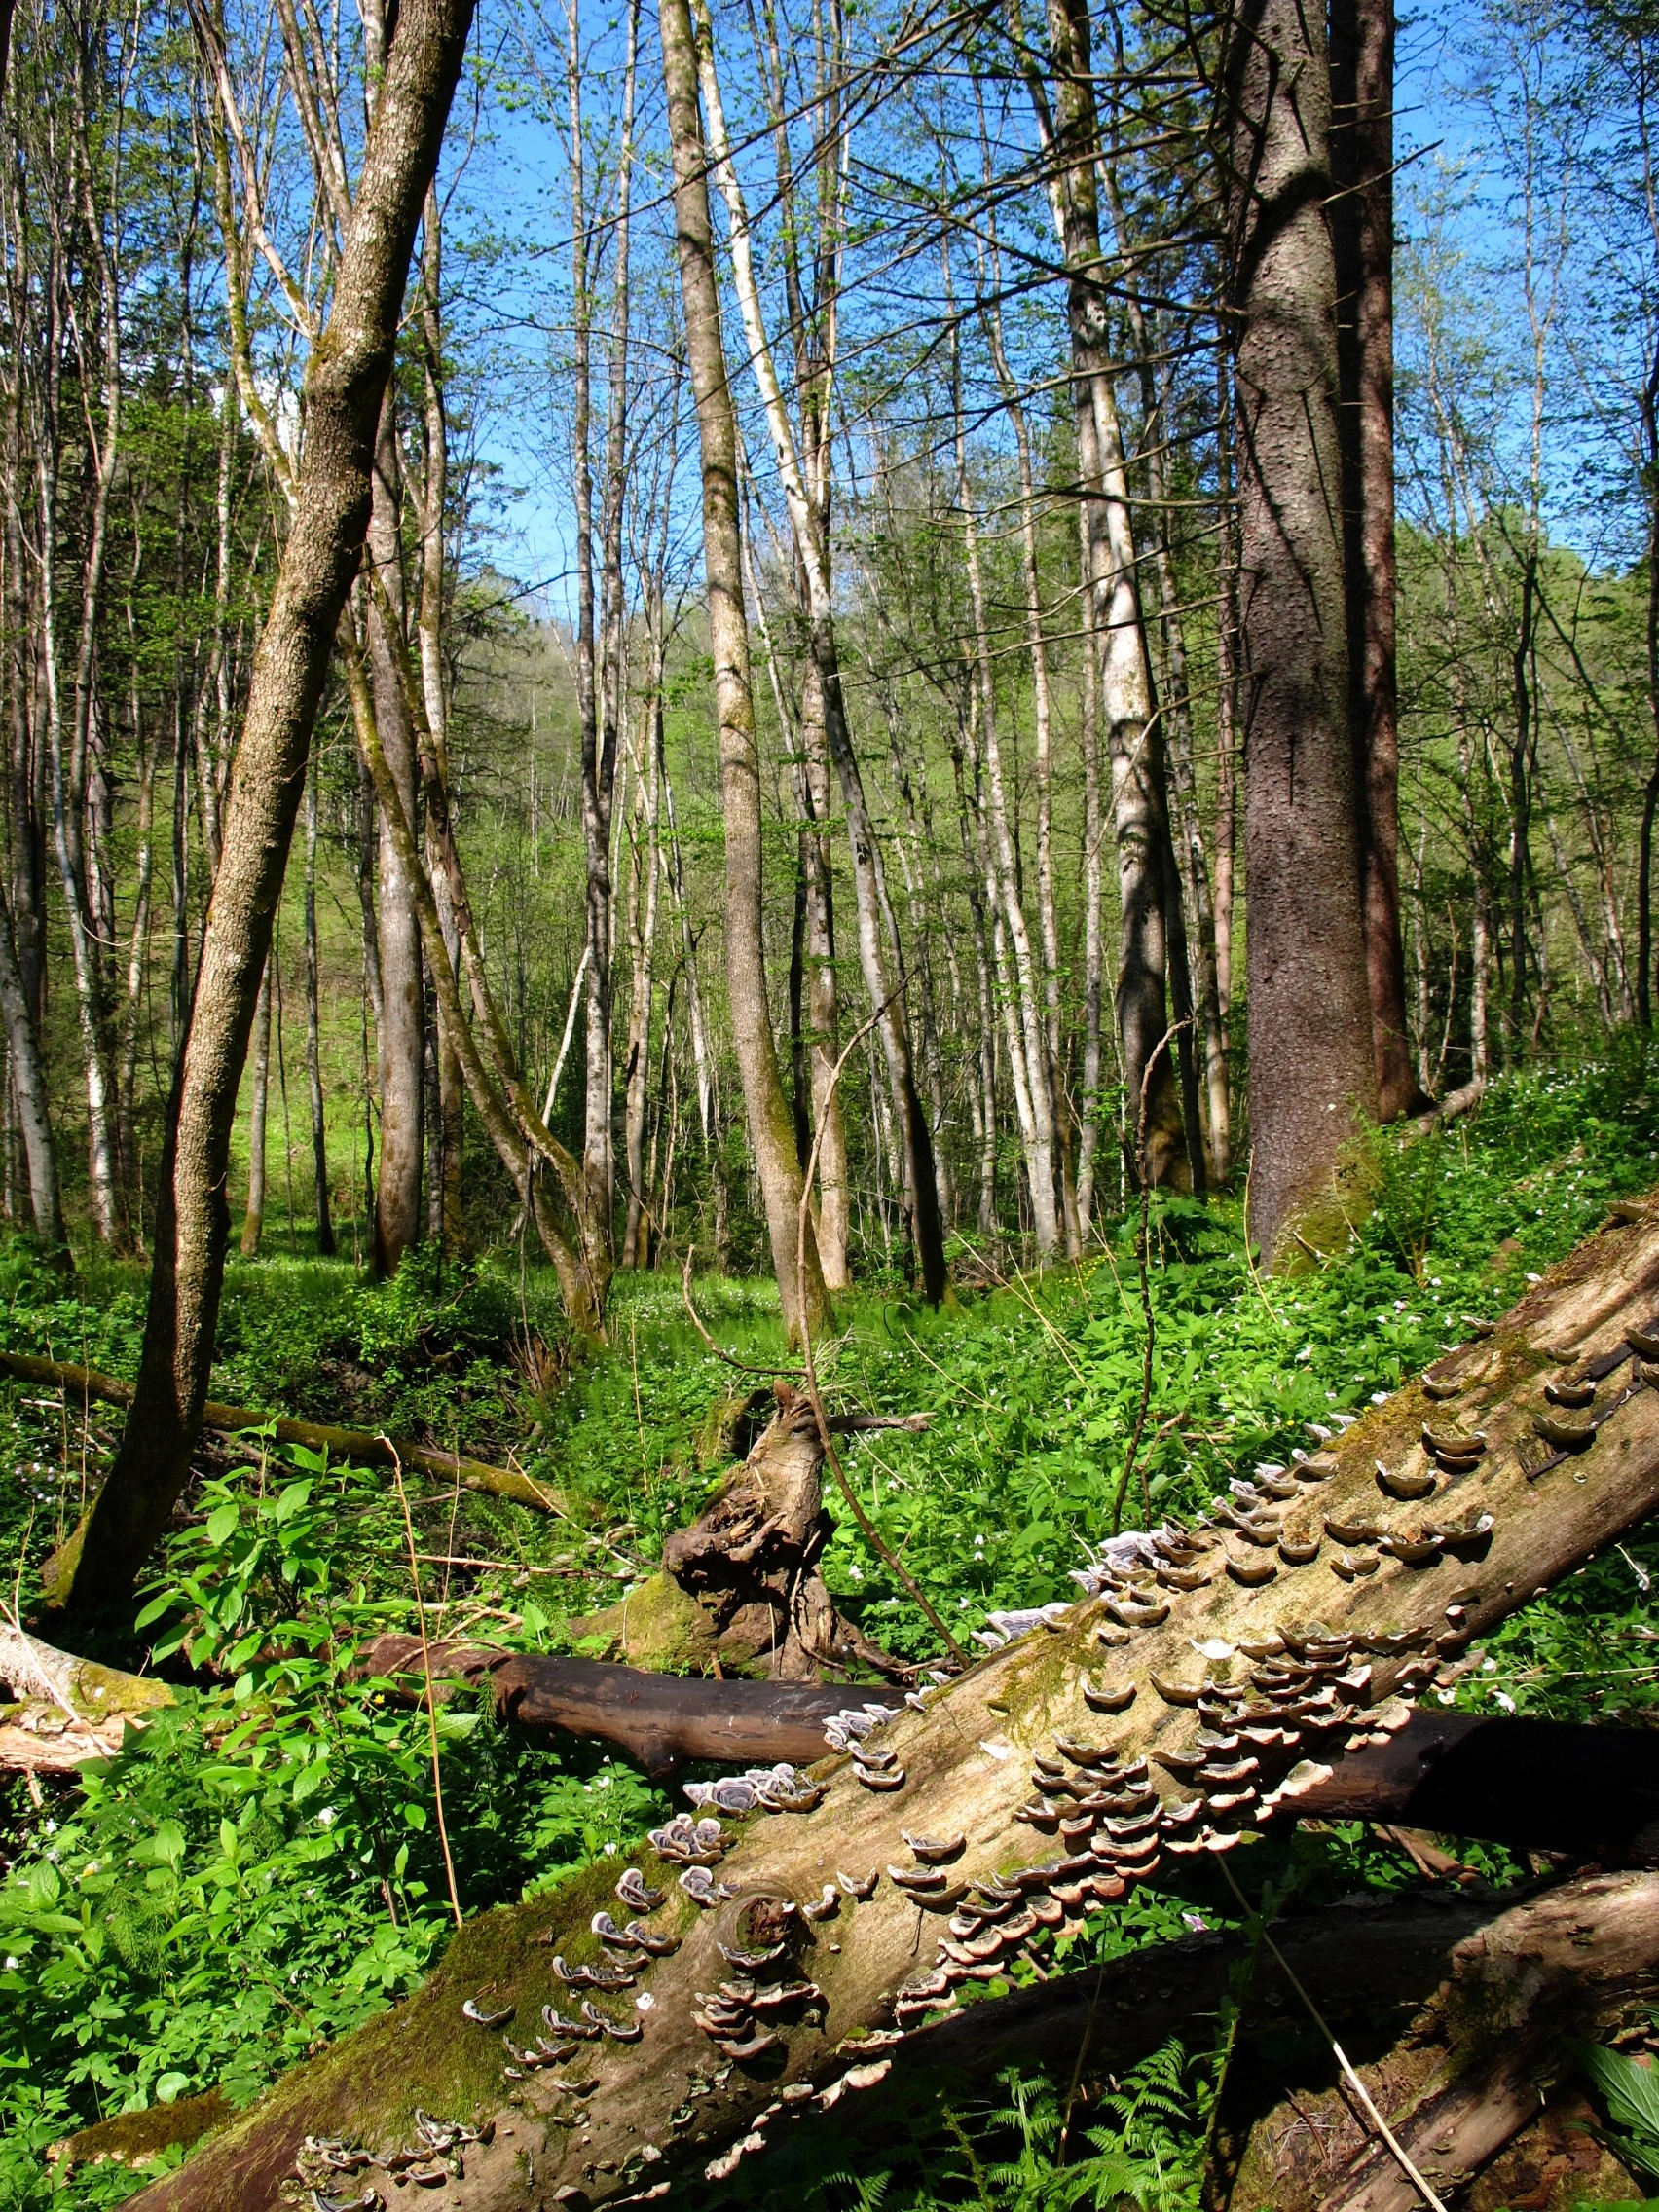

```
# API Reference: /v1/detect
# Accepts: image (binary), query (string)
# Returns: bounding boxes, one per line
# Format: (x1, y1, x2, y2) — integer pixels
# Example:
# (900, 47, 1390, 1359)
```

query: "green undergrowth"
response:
(2, 1045, 1658, 2205)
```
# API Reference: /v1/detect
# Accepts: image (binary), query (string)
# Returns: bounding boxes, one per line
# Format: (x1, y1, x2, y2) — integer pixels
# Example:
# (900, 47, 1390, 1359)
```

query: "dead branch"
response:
(359, 1635, 903, 1776)
(0, 1346, 580, 1516)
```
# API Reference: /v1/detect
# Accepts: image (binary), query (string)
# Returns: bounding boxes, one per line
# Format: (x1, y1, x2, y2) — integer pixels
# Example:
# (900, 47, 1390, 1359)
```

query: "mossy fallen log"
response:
(119, 1194, 1659, 2212)
(0, 1346, 581, 1522)
(0, 1624, 174, 1771)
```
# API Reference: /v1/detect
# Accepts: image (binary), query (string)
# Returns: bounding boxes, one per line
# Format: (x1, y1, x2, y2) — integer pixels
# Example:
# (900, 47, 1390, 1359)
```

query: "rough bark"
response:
(117, 1194, 1659, 2209)
(1229, 1871, 1659, 2212)
(1231, 0, 1380, 1261)
(659, 0, 830, 1343)
(1331, 0, 1425, 1123)
(42, 0, 479, 1616)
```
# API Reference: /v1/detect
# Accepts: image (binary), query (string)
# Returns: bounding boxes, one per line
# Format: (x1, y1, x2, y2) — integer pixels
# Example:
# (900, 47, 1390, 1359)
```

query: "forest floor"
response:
(4, 1048, 1659, 2209)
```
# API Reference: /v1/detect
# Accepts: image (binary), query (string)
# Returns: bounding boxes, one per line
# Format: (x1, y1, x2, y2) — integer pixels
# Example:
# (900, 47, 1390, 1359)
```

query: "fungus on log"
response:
(360, 1634, 1659, 1856)
(121, 1195, 1659, 2212)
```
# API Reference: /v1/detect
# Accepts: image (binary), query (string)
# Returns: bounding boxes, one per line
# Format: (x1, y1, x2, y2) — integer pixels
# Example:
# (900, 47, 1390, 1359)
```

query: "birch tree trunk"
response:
(121, 1193, 1659, 2212)
(48, 0, 477, 1616)
(303, 761, 336, 1256)
(700, 16, 944, 1303)
(1230, 0, 1378, 1261)
(658, 0, 830, 1343)
(1041, 0, 1187, 1189)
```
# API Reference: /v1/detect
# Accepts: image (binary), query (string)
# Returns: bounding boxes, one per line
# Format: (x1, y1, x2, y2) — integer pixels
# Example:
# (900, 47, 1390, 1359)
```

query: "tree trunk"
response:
(695, 13, 943, 1305)
(0, 886, 63, 1244)
(240, 961, 272, 1258)
(1041, 0, 1186, 1190)
(367, 390, 425, 1276)
(800, 666, 852, 1289)
(117, 1194, 1659, 2207)
(1331, 0, 1423, 1122)
(45, 0, 477, 1618)
(658, 0, 830, 1345)
(304, 760, 336, 1256)
(1231, 0, 1379, 1262)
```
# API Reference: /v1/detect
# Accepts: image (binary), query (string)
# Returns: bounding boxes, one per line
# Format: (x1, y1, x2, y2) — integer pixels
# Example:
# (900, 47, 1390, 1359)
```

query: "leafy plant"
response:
(1571, 2041, 1659, 2182)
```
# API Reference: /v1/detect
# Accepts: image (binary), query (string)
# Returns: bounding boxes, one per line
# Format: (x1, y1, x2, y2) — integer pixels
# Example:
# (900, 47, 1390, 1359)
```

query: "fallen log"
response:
(829, 1870, 1658, 2204)
(0, 1346, 579, 1518)
(0, 1623, 173, 1772)
(361, 1635, 1659, 1858)
(359, 1635, 904, 1775)
(120, 1193, 1659, 2212)
(1226, 1869, 1659, 2212)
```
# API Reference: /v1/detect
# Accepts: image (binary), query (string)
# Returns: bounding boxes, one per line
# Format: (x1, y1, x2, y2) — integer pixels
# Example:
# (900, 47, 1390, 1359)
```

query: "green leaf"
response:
(217, 1820, 240, 1865)
(152, 1822, 187, 1872)
(133, 1595, 174, 1629)
(154, 2073, 190, 2105)
(273, 1479, 313, 1523)
(402, 1802, 427, 1830)
(205, 1501, 241, 1547)
(292, 1759, 330, 1805)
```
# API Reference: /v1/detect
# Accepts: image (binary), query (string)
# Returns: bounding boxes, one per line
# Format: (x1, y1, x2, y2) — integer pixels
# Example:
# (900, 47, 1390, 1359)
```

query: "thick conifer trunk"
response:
(1231, 0, 1379, 1260)
(46, 0, 477, 1616)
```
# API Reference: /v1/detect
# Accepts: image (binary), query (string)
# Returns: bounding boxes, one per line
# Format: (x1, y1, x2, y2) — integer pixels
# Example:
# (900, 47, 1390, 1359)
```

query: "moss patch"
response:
(51, 2087, 230, 2171)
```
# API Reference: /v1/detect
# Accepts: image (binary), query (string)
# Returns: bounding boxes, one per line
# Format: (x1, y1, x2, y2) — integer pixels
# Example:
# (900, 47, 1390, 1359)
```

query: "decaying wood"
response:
(0, 1623, 174, 1771)
(120, 1196, 1659, 2212)
(590, 1382, 915, 1679)
(1228, 1870, 1659, 2212)
(0, 1346, 578, 1516)
(1292, 1707, 1659, 1864)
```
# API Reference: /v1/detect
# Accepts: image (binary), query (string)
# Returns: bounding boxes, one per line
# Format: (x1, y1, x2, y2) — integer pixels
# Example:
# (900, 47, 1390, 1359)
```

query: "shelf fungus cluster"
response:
(291, 2109, 492, 2197)
(683, 1765, 825, 1816)
(891, 1623, 1428, 2031)
(690, 1895, 826, 2062)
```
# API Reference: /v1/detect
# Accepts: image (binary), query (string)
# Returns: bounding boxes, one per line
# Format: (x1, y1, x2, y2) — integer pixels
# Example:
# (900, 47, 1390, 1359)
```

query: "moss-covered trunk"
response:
(127, 1196, 1659, 2212)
